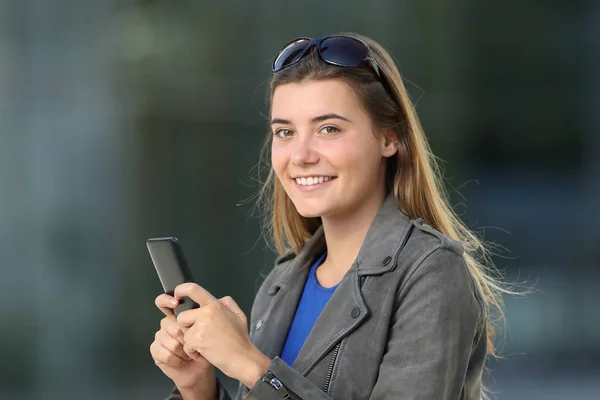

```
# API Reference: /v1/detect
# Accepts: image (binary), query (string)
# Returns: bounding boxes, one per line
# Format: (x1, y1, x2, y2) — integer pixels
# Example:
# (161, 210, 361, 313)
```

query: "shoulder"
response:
(397, 218, 482, 313)
(408, 217, 464, 257)
(382, 216, 466, 282)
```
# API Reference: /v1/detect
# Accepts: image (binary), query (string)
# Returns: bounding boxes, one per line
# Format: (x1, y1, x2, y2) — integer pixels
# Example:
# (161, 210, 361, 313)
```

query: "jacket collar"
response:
(355, 192, 413, 275)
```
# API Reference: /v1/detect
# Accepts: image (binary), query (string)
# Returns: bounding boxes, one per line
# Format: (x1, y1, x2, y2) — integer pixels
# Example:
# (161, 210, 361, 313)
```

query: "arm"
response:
(242, 357, 335, 399)
(368, 247, 485, 399)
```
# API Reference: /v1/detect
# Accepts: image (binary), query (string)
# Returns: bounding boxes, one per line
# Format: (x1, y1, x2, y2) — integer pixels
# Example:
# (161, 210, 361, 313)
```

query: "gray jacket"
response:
(167, 194, 486, 399)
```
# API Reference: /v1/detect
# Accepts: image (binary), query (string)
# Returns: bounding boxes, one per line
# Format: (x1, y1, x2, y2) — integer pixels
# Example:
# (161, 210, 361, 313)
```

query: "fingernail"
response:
(171, 299, 178, 305)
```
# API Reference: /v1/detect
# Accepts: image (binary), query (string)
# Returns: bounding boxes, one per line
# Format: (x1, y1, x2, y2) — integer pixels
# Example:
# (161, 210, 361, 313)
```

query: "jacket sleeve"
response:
(368, 247, 485, 399)
(241, 357, 335, 399)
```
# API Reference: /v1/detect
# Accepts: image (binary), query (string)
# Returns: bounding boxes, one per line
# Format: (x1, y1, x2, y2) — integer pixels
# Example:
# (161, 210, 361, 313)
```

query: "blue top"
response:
(280, 252, 339, 366)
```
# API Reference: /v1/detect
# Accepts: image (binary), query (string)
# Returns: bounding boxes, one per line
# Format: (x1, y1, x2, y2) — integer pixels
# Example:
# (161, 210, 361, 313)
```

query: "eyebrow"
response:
(270, 113, 352, 125)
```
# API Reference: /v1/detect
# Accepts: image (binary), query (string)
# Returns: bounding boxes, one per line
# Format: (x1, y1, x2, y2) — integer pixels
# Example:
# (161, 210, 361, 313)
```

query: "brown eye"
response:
(274, 129, 293, 138)
(320, 126, 340, 135)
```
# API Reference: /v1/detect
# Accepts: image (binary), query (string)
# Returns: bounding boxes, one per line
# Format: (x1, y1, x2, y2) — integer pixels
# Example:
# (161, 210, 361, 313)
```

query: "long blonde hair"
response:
(255, 33, 506, 357)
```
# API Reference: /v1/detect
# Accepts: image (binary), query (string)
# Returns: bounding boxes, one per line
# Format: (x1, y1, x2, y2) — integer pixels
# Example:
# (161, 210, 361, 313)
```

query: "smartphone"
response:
(146, 237, 200, 316)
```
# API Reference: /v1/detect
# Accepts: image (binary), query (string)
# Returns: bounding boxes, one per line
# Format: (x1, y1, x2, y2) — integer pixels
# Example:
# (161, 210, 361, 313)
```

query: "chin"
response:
(293, 204, 322, 218)
(295, 209, 323, 218)
(291, 200, 329, 219)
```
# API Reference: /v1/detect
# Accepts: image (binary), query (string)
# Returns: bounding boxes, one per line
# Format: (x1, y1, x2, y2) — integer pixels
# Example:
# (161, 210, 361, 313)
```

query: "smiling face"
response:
(270, 79, 398, 220)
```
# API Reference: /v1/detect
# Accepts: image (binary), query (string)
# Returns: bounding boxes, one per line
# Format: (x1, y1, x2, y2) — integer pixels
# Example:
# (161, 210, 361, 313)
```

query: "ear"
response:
(379, 128, 399, 158)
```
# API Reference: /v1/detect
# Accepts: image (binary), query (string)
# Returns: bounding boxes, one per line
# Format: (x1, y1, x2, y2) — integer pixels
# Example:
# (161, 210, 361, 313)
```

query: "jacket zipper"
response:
(322, 275, 367, 394)
(322, 341, 341, 394)
(262, 371, 302, 399)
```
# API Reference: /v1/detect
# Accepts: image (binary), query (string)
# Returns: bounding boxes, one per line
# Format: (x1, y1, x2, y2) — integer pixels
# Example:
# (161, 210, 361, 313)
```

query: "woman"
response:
(150, 33, 504, 400)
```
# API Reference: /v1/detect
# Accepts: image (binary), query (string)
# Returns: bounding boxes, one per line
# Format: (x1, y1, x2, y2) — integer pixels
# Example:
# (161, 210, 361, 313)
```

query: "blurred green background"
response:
(1, 0, 598, 399)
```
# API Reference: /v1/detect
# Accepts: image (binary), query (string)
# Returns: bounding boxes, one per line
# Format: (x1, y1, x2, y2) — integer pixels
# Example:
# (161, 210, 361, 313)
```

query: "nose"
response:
(291, 134, 319, 166)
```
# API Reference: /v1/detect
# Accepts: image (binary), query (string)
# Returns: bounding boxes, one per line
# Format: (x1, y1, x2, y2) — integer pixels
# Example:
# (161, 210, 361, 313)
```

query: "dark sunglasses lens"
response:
(320, 37, 368, 67)
(273, 39, 311, 71)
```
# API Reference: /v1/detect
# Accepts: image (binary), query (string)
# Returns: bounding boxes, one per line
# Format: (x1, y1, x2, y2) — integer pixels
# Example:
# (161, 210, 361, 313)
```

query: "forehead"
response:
(271, 79, 367, 120)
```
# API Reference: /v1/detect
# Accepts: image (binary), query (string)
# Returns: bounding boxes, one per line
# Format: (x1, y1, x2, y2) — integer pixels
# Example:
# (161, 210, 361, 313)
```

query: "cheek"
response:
(324, 142, 366, 171)
(329, 139, 381, 177)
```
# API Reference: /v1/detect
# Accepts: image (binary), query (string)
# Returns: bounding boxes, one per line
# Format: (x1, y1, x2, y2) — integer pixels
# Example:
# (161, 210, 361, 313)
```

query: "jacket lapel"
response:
(291, 264, 368, 375)
(251, 230, 327, 360)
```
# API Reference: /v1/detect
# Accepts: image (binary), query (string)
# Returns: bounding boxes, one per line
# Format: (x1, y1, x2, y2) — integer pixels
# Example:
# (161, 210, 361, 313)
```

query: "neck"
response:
(320, 187, 388, 274)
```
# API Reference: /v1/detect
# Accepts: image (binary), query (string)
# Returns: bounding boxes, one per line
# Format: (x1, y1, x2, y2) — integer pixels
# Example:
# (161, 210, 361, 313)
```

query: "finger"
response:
(162, 318, 185, 345)
(183, 339, 200, 360)
(155, 294, 179, 320)
(174, 282, 216, 308)
(178, 299, 223, 328)
(219, 296, 247, 320)
(161, 332, 191, 361)
(176, 306, 202, 328)
(150, 341, 187, 367)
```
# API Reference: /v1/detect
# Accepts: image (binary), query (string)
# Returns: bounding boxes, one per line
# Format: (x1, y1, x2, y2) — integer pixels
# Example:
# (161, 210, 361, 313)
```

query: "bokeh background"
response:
(1, 0, 599, 399)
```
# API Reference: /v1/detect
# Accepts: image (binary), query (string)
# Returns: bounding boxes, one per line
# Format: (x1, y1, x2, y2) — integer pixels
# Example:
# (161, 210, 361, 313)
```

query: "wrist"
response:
(239, 349, 271, 389)
(177, 370, 218, 400)
(178, 380, 218, 400)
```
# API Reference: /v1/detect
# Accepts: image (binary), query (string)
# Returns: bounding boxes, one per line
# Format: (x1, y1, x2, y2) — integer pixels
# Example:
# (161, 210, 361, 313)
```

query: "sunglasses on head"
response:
(272, 35, 383, 81)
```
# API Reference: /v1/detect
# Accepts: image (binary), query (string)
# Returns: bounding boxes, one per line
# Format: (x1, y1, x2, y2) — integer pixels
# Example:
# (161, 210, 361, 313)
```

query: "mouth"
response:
(293, 176, 337, 188)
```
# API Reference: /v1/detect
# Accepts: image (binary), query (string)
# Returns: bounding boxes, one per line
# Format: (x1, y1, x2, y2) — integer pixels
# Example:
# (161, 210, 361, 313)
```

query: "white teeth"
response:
(295, 176, 334, 186)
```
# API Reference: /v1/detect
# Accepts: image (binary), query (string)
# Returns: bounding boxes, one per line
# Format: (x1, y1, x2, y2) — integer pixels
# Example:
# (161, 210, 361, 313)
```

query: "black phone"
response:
(146, 237, 200, 316)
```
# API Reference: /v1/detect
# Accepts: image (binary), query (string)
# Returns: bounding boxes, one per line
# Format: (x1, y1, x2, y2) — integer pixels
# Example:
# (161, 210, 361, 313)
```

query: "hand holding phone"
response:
(146, 237, 200, 316)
